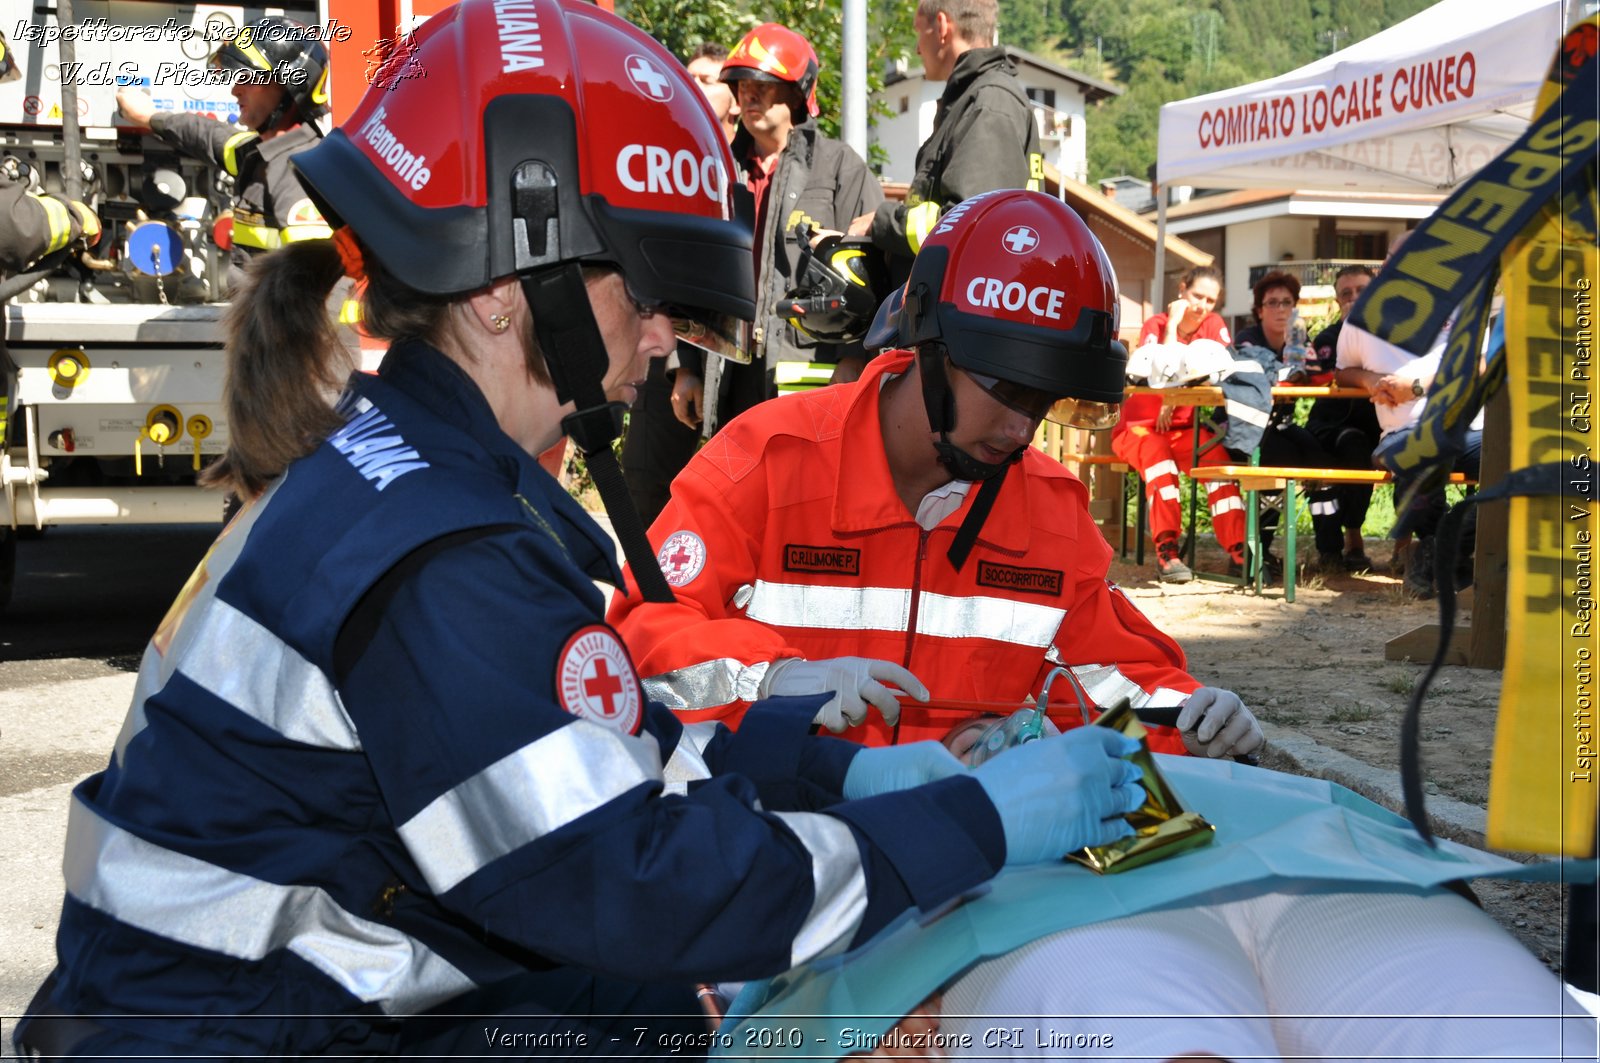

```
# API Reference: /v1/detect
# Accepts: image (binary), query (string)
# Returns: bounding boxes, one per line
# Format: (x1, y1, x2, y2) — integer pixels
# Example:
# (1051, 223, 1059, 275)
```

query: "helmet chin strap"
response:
(522, 263, 675, 603)
(257, 95, 291, 134)
(916, 347, 1023, 571)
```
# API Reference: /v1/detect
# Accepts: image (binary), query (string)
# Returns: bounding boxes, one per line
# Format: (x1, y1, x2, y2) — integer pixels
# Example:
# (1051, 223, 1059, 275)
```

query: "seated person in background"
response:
(1231, 271, 1344, 577)
(1305, 264, 1382, 571)
(1335, 321, 1482, 599)
(1111, 266, 1247, 584)
(609, 190, 1263, 762)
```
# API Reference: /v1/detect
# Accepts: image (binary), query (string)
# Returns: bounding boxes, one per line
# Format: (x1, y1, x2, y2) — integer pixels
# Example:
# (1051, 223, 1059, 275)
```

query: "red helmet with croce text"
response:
(292, 0, 756, 605)
(866, 189, 1126, 428)
(292, 0, 753, 362)
(720, 23, 821, 119)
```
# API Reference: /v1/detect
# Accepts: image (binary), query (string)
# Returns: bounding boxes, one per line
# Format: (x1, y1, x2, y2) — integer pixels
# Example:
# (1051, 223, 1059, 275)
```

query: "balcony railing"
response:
(1248, 259, 1383, 289)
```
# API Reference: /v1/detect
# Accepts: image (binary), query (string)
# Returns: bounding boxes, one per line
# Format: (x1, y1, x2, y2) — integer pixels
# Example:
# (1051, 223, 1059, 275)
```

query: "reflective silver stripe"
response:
(643, 658, 769, 711)
(662, 721, 719, 785)
(117, 477, 285, 765)
(398, 721, 663, 895)
(176, 598, 359, 750)
(1224, 400, 1271, 428)
(1212, 496, 1245, 515)
(1158, 485, 1181, 501)
(114, 644, 162, 767)
(748, 581, 910, 632)
(1069, 664, 1189, 710)
(915, 591, 1065, 648)
(65, 797, 476, 1013)
(771, 812, 868, 967)
(747, 582, 1065, 648)
(1143, 459, 1179, 481)
(1311, 500, 1340, 515)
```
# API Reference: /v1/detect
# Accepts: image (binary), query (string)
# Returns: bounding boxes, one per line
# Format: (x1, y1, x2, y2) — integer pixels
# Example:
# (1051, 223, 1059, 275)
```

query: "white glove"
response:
(760, 657, 930, 732)
(1176, 687, 1264, 759)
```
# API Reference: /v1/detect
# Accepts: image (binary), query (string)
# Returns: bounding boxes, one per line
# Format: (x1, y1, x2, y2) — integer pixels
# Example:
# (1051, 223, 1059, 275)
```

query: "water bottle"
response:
(1283, 310, 1309, 381)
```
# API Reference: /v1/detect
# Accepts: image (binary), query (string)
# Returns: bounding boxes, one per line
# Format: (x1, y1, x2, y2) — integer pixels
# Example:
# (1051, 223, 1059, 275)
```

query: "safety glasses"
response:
(961, 366, 1121, 431)
(626, 284, 754, 365)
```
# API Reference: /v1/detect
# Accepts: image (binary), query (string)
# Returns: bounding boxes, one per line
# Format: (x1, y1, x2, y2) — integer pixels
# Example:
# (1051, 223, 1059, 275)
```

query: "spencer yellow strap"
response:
(1486, 15, 1600, 857)
(1492, 240, 1598, 855)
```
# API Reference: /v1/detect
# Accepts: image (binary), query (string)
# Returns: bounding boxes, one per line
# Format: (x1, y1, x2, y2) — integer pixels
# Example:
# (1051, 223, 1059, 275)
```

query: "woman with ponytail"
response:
(16, 3, 1113, 1056)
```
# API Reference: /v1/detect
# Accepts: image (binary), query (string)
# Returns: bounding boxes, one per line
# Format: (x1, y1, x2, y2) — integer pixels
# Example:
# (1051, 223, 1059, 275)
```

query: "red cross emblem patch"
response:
(656, 530, 706, 587)
(556, 626, 643, 734)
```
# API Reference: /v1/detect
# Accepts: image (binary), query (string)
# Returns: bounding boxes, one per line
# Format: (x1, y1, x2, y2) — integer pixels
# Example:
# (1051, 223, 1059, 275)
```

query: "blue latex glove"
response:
(973, 728, 1146, 865)
(842, 741, 966, 800)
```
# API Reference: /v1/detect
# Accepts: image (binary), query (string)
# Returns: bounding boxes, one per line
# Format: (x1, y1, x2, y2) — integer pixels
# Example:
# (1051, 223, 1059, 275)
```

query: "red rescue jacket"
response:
(609, 351, 1196, 752)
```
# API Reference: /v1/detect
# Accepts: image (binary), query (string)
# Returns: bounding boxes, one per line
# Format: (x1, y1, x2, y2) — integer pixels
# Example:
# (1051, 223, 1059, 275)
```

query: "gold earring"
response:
(491, 314, 510, 333)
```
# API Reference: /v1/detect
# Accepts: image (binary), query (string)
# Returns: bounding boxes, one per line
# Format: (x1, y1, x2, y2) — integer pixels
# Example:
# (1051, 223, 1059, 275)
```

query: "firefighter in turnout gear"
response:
(17, 7, 1150, 1058)
(0, 170, 100, 609)
(847, 0, 1043, 283)
(611, 190, 1264, 762)
(1, 28, 102, 608)
(674, 22, 884, 432)
(115, 16, 333, 285)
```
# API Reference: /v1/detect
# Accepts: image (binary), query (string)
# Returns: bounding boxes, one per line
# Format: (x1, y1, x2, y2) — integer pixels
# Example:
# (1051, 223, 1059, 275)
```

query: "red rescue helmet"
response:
(720, 23, 821, 119)
(291, 0, 754, 356)
(866, 189, 1126, 429)
(291, 0, 757, 606)
(214, 16, 331, 129)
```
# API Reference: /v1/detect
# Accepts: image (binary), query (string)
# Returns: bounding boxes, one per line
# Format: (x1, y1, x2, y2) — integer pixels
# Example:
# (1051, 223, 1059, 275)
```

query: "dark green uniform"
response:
(867, 47, 1044, 268)
(148, 114, 330, 285)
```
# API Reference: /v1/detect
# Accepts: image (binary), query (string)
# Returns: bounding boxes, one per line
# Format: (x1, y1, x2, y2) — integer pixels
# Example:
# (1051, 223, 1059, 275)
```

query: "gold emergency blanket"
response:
(1067, 700, 1215, 873)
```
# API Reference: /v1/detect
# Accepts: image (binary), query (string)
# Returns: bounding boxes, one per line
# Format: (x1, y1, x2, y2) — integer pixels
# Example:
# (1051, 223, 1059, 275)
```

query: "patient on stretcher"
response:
(815, 709, 1598, 1063)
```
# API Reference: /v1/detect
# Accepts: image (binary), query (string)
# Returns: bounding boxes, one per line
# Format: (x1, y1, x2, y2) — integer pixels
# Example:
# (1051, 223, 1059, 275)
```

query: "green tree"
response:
(618, 0, 918, 162)
(1069, 0, 1434, 182)
(614, 0, 751, 63)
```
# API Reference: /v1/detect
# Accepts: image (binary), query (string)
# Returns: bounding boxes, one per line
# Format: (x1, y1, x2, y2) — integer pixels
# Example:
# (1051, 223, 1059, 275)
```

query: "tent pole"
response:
(1152, 193, 1168, 324)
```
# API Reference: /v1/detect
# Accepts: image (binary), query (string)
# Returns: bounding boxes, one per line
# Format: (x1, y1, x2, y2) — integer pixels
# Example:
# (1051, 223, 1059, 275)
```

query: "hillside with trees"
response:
(1001, 0, 1436, 181)
(615, 0, 1435, 182)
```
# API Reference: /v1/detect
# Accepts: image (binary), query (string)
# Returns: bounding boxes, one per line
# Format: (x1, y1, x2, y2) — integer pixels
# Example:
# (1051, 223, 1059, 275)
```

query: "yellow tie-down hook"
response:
(135, 405, 183, 475)
(187, 414, 213, 471)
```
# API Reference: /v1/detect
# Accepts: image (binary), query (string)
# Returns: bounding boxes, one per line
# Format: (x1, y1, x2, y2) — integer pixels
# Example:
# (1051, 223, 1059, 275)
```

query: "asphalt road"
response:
(2, 523, 222, 663)
(0, 523, 219, 1044)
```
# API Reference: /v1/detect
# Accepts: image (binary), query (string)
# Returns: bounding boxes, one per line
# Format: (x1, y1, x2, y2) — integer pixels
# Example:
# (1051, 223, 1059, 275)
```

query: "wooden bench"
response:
(1060, 453, 1144, 560)
(1188, 465, 1476, 601)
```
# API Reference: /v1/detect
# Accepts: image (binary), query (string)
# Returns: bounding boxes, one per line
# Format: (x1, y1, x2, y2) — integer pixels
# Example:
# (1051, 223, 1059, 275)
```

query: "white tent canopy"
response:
(1156, 0, 1562, 194)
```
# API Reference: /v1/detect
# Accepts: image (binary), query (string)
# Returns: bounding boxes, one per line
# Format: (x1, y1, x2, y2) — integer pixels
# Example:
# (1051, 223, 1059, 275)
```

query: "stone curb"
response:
(1257, 720, 1494, 849)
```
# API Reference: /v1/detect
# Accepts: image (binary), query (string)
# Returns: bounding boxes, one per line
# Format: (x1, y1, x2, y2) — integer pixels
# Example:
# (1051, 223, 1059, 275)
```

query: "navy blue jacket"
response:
(27, 341, 1003, 1056)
